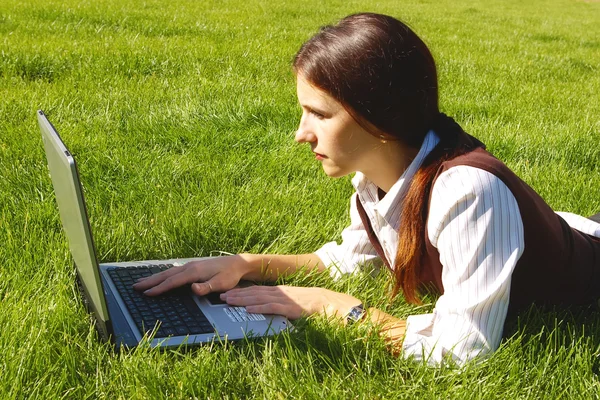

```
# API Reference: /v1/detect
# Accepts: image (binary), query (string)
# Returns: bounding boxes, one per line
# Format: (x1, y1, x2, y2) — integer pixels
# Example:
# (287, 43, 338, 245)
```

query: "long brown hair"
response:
(294, 13, 474, 303)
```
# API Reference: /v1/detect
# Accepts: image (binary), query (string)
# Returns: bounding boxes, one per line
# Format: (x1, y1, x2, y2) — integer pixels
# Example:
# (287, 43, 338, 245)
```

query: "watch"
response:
(346, 303, 366, 324)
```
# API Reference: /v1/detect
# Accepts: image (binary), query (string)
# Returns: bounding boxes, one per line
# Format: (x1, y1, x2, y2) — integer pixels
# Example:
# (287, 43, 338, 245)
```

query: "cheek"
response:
(322, 121, 349, 147)
(328, 135, 348, 154)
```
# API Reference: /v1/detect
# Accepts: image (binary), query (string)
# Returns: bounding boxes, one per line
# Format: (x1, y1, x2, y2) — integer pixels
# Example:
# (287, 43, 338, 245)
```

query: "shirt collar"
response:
(351, 130, 440, 221)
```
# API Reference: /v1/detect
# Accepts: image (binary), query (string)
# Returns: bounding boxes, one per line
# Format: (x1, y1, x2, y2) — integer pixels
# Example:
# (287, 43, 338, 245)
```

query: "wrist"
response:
(236, 253, 264, 280)
(366, 307, 407, 349)
(323, 291, 363, 323)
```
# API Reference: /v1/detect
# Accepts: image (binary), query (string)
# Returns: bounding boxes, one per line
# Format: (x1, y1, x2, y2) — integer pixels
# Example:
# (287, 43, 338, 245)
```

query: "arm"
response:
(555, 211, 600, 237)
(227, 167, 525, 362)
(218, 191, 385, 319)
(402, 166, 524, 364)
(367, 308, 407, 354)
(135, 191, 378, 296)
(133, 252, 325, 296)
(315, 192, 380, 278)
(221, 284, 408, 345)
(241, 253, 326, 281)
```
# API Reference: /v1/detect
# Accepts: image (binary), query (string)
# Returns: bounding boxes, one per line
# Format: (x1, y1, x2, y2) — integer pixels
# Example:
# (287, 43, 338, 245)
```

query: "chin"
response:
(322, 167, 349, 178)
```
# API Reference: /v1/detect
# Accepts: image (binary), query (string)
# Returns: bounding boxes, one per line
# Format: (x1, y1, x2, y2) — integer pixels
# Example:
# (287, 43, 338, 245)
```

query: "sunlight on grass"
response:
(1, 0, 599, 398)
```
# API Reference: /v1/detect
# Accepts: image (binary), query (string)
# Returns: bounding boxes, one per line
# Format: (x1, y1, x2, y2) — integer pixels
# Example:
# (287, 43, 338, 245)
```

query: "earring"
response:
(379, 135, 387, 144)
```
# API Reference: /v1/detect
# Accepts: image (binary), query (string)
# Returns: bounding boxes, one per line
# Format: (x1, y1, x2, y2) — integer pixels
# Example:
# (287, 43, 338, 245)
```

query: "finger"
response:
(142, 266, 210, 296)
(246, 303, 302, 320)
(132, 265, 188, 290)
(221, 286, 285, 303)
(135, 267, 181, 282)
(224, 285, 280, 297)
(224, 293, 285, 307)
(192, 270, 243, 296)
(191, 281, 215, 296)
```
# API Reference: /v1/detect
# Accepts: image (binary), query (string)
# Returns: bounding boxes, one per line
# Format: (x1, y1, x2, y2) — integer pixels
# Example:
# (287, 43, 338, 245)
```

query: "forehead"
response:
(296, 76, 341, 109)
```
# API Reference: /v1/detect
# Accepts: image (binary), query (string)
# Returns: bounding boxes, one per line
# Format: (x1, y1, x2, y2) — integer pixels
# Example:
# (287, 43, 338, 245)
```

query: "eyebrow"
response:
(301, 104, 328, 116)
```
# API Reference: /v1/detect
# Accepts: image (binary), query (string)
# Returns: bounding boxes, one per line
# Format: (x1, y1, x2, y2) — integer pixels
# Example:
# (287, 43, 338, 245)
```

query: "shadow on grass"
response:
(503, 303, 600, 373)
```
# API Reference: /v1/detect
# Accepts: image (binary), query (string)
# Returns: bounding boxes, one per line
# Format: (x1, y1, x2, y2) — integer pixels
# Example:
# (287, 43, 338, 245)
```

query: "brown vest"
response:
(357, 138, 600, 314)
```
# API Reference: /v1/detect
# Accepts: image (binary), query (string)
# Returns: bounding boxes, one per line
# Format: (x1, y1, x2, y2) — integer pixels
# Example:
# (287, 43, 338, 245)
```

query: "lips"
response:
(314, 152, 326, 160)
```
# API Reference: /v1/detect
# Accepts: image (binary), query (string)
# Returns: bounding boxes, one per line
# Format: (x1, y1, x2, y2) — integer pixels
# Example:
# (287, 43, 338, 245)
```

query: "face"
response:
(295, 76, 383, 178)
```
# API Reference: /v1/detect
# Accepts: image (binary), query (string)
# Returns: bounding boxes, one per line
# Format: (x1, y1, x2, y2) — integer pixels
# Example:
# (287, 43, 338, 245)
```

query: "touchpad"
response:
(205, 291, 226, 305)
(204, 281, 253, 305)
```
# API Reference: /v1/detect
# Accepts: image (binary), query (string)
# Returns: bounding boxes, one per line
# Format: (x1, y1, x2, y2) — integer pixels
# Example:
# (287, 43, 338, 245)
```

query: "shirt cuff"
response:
(315, 241, 379, 279)
(402, 313, 436, 363)
(314, 242, 351, 279)
(556, 211, 600, 236)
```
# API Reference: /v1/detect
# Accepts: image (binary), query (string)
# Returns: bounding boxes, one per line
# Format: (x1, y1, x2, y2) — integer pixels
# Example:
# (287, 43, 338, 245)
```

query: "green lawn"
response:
(1, 0, 599, 398)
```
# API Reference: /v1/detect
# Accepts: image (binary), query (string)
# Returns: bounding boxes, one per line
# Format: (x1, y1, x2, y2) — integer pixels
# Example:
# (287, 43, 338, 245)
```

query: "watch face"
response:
(347, 304, 365, 323)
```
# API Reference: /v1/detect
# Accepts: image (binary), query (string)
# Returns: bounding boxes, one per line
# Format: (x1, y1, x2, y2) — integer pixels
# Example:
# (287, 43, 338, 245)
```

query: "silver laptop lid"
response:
(37, 110, 110, 325)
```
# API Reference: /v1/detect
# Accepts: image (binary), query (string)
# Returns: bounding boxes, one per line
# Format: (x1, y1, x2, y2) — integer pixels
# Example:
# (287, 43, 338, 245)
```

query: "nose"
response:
(295, 113, 316, 144)
(295, 128, 313, 143)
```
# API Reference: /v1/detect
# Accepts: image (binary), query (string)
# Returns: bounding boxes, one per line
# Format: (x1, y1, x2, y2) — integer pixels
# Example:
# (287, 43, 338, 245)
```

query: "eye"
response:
(309, 109, 325, 119)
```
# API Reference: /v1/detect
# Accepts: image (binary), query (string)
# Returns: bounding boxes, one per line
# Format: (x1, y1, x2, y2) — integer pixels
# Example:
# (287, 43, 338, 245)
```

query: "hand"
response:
(368, 309, 407, 355)
(133, 255, 251, 296)
(220, 285, 362, 320)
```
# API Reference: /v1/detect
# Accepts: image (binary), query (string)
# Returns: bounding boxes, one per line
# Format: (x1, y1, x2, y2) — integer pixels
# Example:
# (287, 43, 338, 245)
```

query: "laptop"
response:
(37, 110, 290, 349)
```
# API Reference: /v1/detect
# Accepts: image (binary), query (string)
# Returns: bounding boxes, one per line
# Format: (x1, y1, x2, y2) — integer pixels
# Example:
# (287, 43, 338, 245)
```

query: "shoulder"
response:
(431, 164, 508, 200)
(437, 148, 514, 182)
(428, 165, 521, 243)
(430, 147, 518, 204)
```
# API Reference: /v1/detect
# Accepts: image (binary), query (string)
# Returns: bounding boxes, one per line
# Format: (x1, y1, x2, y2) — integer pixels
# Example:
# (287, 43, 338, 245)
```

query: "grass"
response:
(1, 0, 599, 398)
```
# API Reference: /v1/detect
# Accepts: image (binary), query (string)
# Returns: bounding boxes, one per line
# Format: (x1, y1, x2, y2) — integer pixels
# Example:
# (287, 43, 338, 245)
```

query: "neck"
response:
(361, 141, 419, 193)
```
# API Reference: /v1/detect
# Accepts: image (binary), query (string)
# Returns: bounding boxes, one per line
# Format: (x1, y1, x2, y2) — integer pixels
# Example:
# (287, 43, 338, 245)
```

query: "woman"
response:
(134, 13, 600, 364)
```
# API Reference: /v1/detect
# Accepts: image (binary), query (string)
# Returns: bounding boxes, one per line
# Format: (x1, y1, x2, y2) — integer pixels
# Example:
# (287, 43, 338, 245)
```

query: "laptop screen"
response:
(38, 111, 110, 324)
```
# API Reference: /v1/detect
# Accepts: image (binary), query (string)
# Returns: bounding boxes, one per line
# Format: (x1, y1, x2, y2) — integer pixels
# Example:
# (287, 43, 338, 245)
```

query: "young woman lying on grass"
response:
(134, 13, 600, 364)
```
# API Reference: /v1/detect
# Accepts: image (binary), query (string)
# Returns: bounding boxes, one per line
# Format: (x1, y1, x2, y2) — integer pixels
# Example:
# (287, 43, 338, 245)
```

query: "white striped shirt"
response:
(315, 130, 600, 365)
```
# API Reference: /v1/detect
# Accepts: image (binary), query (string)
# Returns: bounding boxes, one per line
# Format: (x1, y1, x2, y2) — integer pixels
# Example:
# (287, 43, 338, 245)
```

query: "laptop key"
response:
(163, 328, 177, 336)
(186, 324, 203, 333)
(188, 324, 213, 334)
(175, 327, 189, 336)
(150, 266, 162, 274)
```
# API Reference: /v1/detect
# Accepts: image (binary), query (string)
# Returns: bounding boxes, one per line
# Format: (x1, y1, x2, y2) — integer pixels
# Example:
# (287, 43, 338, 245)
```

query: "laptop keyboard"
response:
(106, 265, 214, 338)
